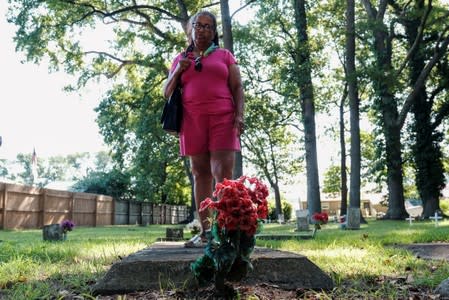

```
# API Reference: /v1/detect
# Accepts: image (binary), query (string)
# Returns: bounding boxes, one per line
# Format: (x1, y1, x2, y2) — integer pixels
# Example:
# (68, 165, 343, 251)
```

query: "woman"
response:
(163, 11, 245, 246)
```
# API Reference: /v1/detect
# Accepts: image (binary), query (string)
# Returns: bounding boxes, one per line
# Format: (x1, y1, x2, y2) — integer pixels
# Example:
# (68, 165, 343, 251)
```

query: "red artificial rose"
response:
(203, 176, 269, 235)
(312, 212, 329, 224)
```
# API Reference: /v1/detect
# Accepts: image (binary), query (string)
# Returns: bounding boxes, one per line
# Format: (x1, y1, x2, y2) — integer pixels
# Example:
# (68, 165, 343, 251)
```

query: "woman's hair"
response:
(188, 10, 219, 49)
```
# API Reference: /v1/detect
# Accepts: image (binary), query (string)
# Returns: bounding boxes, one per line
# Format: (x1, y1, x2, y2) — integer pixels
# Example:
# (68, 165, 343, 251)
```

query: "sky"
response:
(0, 2, 251, 161)
(0, 2, 108, 160)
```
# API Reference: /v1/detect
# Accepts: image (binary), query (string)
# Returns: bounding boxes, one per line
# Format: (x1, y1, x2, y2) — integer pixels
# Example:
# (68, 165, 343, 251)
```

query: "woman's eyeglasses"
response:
(194, 56, 202, 72)
(193, 22, 213, 31)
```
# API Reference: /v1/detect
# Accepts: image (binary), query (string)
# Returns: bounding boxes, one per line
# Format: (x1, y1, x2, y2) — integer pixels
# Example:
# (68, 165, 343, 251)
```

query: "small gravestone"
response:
(278, 214, 285, 224)
(166, 228, 183, 241)
(429, 212, 443, 227)
(43, 224, 63, 241)
(435, 277, 449, 298)
(295, 210, 309, 231)
(346, 208, 360, 230)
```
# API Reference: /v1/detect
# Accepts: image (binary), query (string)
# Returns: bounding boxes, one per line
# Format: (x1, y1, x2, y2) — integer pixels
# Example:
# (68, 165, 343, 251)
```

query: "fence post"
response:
(39, 189, 47, 228)
(95, 196, 99, 227)
(112, 198, 116, 225)
(1, 184, 7, 229)
(128, 200, 131, 225)
(70, 192, 75, 222)
(140, 202, 143, 225)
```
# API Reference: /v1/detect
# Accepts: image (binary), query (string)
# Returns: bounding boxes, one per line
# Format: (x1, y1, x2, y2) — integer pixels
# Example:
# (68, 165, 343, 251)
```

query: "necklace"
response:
(199, 43, 218, 57)
(194, 43, 218, 72)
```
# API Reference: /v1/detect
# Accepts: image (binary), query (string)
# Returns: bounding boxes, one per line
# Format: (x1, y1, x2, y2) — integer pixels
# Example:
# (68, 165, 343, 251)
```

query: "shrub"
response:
(440, 199, 449, 215)
(268, 200, 292, 221)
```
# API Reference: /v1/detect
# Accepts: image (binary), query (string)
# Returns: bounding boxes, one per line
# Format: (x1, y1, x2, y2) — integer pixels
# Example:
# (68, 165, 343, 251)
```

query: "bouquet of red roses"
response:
(312, 212, 329, 229)
(191, 176, 269, 293)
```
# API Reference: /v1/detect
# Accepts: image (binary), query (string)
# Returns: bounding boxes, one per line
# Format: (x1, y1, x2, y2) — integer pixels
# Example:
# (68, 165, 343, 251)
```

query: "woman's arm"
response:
(228, 63, 245, 135)
(162, 57, 191, 99)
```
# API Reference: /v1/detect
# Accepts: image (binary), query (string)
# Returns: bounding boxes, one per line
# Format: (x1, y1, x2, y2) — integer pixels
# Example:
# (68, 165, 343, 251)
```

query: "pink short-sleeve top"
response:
(169, 48, 237, 115)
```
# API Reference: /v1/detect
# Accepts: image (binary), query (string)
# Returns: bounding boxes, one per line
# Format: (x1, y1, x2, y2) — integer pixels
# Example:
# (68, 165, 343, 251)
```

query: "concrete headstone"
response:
(434, 277, 449, 298)
(346, 207, 360, 230)
(43, 224, 63, 241)
(296, 210, 309, 231)
(166, 228, 184, 241)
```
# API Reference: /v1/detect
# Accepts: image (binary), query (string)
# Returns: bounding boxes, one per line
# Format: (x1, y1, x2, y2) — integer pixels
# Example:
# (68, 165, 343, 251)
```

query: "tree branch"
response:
(397, 27, 449, 128)
(432, 100, 449, 130)
(361, 0, 377, 20)
(231, 0, 258, 19)
(83, 50, 151, 78)
(396, 0, 432, 77)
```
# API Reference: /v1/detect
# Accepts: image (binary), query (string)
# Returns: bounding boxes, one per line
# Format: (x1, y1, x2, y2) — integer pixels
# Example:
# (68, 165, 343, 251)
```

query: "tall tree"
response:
(231, 2, 310, 220)
(346, 0, 362, 215)
(361, 0, 449, 219)
(393, 0, 447, 218)
(294, 0, 321, 216)
(339, 85, 349, 216)
(242, 94, 303, 219)
(219, 0, 243, 178)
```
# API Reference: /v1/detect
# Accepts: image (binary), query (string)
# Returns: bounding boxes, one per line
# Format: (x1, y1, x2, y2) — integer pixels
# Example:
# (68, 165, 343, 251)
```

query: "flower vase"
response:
(62, 232, 67, 241)
(312, 224, 321, 238)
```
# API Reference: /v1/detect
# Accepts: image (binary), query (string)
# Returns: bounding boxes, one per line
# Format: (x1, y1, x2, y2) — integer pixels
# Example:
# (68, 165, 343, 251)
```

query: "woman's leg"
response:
(190, 153, 213, 232)
(211, 150, 235, 184)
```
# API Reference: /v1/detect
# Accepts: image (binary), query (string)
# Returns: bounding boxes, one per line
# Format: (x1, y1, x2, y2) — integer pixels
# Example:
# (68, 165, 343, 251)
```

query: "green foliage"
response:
(191, 224, 256, 292)
(74, 169, 133, 200)
(268, 200, 292, 221)
(440, 199, 449, 216)
(322, 165, 341, 196)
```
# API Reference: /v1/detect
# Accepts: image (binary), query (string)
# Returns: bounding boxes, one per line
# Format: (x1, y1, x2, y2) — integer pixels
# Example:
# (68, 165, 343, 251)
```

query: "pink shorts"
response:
(179, 110, 241, 156)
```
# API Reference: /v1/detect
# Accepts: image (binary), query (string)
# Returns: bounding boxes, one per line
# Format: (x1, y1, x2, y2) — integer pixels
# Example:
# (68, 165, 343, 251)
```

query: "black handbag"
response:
(160, 82, 183, 135)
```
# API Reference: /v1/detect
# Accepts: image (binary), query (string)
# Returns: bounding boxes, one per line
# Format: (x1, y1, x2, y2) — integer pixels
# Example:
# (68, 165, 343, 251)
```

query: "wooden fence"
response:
(114, 200, 189, 225)
(0, 182, 189, 229)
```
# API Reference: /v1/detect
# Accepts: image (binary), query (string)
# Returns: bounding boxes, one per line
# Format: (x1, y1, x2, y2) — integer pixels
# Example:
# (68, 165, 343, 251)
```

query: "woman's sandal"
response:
(184, 231, 208, 248)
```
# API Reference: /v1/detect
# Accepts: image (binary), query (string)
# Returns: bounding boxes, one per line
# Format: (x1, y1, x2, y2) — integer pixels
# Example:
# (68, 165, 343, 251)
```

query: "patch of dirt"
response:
(94, 280, 443, 300)
(95, 283, 304, 300)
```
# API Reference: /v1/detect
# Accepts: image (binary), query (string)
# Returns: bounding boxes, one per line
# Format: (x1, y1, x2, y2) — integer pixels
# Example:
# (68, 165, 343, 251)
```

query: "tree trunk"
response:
(220, 0, 243, 179)
(346, 0, 365, 223)
(384, 123, 407, 219)
(294, 0, 321, 215)
(362, 0, 408, 219)
(273, 182, 282, 220)
(404, 2, 444, 218)
(339, 86, 348, 217)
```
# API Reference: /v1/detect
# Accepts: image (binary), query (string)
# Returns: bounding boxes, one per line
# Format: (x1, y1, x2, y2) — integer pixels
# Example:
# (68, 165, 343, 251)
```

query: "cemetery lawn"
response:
(0, 219, 448, 299)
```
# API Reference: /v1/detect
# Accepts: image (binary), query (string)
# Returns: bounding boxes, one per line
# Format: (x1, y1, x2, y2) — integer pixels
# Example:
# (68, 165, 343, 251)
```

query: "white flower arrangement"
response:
(185, 219, 201, 234)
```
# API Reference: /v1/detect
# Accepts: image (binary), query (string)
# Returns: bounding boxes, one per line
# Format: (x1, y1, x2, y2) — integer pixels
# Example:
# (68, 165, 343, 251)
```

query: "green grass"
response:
(0, 220, 448, 299)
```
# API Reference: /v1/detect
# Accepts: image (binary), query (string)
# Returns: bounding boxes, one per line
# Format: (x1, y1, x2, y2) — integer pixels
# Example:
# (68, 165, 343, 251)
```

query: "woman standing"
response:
(163, 11, 245, 246)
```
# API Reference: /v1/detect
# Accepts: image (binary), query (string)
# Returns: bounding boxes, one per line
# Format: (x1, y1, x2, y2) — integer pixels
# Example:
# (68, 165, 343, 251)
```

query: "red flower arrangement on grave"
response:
(191, 176, 269, 294)
(312, 212, 329, 229)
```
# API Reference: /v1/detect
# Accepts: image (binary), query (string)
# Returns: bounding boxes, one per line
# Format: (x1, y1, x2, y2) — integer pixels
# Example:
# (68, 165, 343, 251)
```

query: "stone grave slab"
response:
(396, 243, 449, 260)
(256, 233, 314, 240)
(92, 241, 333, 295)
(43, 224, 63, 241)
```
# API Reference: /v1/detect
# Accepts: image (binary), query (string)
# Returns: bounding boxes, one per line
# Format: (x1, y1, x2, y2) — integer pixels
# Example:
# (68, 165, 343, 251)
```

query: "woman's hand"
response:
(234, 114, 245, 136)
(175, 57, 191, 75)
(163, 57, 191, 99)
